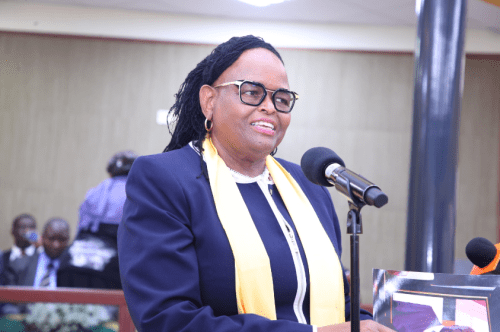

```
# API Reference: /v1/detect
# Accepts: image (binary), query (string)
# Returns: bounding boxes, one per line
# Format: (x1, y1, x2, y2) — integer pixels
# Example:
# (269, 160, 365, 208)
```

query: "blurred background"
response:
(1, 0, 499, 303)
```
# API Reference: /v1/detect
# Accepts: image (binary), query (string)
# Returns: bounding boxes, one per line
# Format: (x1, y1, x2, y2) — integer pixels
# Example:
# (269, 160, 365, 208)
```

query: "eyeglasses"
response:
(213, 80, 299, 113)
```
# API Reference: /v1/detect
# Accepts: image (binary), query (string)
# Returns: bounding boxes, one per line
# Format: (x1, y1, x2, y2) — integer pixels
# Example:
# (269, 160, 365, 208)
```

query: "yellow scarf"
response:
(203, 138, 345, 326)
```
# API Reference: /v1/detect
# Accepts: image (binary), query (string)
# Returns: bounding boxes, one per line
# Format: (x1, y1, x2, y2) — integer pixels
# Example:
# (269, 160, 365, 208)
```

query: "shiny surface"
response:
(405, 0, 467, 273)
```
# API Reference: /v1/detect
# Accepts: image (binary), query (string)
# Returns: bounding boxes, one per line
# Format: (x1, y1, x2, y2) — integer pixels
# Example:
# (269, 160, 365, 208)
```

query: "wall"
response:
(0, 32, 498, 303)
(2, 1, 500, 54)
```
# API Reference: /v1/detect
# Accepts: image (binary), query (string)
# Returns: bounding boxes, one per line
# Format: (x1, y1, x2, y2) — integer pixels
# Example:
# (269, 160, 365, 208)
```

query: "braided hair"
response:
(163, 35, 283, 155)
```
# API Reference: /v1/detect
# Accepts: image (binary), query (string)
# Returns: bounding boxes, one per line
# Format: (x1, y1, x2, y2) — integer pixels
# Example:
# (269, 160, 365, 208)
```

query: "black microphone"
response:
(300, 147, 388, 208)
(466, 237, 500, 275)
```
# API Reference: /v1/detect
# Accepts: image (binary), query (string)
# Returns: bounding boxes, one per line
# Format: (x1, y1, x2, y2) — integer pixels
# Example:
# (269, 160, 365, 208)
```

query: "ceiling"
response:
(8, 0, 500, 32)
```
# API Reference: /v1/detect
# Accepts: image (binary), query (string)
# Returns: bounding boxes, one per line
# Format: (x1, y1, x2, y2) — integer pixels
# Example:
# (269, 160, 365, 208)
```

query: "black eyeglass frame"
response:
(213, 80, 299, 113)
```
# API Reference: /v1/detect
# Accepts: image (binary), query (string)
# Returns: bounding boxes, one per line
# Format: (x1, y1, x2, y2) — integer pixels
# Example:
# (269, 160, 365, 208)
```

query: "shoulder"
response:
(2, 250, 11, 267)
(124, 145, 208, 207)
(3, 250, 11, 259)
(275, 157, 337, 217)
(275, 158, 302, 178)
(130, 145, 200, 177)
(275, 157, 328, 195)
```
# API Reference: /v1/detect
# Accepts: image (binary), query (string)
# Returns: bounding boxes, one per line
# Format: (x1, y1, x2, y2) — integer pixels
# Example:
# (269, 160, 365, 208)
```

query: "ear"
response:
(199, 84, 216, 120)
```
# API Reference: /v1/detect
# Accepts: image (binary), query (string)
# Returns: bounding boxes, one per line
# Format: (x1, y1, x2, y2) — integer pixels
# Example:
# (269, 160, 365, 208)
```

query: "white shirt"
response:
(33, 252, 60, 288)
(9, 245, 36, 261)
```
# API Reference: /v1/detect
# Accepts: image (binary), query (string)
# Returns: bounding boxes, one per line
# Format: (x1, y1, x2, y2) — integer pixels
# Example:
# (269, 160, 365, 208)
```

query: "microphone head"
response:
(301, 147, 345, 187)
(22, 231, 38, 243)
(466, 237, 498, 269)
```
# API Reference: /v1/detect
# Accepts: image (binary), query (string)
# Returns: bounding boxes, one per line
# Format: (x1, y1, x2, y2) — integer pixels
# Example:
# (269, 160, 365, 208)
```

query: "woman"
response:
(58, 150, 137, 290)
(118, 35, 393, 332)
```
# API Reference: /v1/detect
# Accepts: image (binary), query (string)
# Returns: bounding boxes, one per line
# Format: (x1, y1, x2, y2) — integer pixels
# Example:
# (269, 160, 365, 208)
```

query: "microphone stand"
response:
(344, 181, 365, 332)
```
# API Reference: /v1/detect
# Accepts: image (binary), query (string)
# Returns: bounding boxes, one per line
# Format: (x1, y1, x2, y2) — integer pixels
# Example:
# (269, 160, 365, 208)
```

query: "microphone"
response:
(300, 147, 388, 208)
(22, 231, 39, 243)
(466, 237, 500, 275)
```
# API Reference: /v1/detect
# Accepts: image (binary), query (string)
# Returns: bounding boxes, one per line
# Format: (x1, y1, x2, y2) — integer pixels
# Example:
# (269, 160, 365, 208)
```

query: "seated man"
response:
(4, 218, 70, 287)
(1, 214, 39, 285)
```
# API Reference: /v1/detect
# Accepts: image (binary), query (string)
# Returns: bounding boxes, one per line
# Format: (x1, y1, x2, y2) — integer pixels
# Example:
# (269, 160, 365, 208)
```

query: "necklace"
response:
(229, 167, 274, 185)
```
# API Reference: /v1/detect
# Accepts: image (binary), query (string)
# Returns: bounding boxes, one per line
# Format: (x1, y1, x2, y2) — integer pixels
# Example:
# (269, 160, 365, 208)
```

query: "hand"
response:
(318, 320, 396, 332)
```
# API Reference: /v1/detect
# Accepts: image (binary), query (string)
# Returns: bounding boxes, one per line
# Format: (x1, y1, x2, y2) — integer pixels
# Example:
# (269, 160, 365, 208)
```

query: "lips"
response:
(251, 121, 275, 131)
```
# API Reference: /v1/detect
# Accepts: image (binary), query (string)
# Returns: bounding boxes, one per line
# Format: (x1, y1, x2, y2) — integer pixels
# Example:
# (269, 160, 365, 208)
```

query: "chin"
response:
(252, 144, 276, 157)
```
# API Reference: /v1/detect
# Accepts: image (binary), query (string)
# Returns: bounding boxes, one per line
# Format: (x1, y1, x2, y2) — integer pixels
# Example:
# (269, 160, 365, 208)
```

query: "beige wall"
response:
(1, 32, 499, 302)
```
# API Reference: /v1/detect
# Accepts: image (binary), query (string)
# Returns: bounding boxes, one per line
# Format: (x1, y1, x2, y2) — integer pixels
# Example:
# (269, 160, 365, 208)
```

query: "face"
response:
(42, 223, 70, 259)
(202, 48, 292, 162)
(12, 217, 37, 248)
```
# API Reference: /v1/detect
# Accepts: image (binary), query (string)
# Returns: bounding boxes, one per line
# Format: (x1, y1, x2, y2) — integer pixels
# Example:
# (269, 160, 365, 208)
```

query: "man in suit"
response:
(1, 214, 39, 285)
(5, 218, 70, 287)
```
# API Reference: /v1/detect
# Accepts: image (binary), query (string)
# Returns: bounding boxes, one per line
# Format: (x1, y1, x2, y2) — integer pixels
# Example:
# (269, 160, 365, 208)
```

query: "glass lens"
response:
(240, 82, 265, 105)
(273, 90, 295, 112)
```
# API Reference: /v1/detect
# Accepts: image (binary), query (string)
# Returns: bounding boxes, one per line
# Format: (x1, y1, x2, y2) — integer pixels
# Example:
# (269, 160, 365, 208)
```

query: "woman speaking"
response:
(117, 35, 393, 332)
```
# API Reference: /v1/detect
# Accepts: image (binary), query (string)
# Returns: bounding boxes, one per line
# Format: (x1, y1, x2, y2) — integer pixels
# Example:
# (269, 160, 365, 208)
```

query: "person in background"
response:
(1, 214, 40, 285)
(3, 218, 70, 287)
(77, 150, 138, 236)
(57, 150, 138, 289)
(117, 35, 393, 332)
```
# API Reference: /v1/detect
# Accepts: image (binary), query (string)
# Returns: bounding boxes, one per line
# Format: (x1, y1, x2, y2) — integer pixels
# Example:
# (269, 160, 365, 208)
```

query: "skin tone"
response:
(200, 47, 395, 331)
(12, 217, 37, 249)
(42, 220, 70, 260)
(200, 48, 291, 177)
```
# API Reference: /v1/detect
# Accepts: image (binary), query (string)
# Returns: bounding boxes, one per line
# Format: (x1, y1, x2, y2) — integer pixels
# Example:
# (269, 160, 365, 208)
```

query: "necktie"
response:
(39, 261, 54, 287)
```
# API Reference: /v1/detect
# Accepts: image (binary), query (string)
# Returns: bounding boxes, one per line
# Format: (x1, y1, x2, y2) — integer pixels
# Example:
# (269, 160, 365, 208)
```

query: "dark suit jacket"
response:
(2, 252, 39, 287)
(118, 145, 372, 332)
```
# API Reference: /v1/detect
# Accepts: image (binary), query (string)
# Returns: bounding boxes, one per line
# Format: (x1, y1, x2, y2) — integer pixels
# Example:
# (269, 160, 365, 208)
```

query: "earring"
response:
(205, 118, 213, 132)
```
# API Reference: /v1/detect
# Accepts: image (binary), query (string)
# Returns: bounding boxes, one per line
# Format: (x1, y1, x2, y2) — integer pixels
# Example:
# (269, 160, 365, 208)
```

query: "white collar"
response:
(10, 244, 36, 261)
(229, 167, 274, 185)
(39, 251, 60, 269)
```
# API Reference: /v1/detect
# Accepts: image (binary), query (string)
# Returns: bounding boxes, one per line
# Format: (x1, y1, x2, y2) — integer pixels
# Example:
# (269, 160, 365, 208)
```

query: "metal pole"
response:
(405, 0, 467, 273)
(347, 207, 362, 332)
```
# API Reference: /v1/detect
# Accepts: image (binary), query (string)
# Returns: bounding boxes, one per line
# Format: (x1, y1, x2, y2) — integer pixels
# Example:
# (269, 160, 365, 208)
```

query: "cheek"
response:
(212, 105, 247, 137)
(278, 114, 291, 135)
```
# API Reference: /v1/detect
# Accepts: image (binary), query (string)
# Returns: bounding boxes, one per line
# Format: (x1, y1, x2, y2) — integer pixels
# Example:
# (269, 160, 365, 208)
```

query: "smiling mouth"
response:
(251, 121, 275, 131)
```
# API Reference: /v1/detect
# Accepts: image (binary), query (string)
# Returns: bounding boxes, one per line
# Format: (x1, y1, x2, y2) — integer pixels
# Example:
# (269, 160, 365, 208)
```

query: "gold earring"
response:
(205, 118, 213, 132)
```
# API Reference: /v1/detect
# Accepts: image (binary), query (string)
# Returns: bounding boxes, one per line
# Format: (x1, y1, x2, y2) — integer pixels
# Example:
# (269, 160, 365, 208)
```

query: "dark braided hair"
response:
(163, 35, 283, 155)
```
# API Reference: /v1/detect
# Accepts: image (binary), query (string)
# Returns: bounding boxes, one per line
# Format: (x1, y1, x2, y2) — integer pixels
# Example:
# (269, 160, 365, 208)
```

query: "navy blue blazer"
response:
(118, 144, 372, 332)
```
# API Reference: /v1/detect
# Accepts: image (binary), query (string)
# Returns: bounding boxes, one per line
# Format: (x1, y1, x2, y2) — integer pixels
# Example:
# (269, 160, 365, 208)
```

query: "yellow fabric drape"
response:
(203, 137, 345, 326)
(481, 0, 500, 8)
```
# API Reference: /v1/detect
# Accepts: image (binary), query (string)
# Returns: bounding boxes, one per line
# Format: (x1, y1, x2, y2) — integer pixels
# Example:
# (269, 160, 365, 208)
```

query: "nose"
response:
(259, 92, 276, 114)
